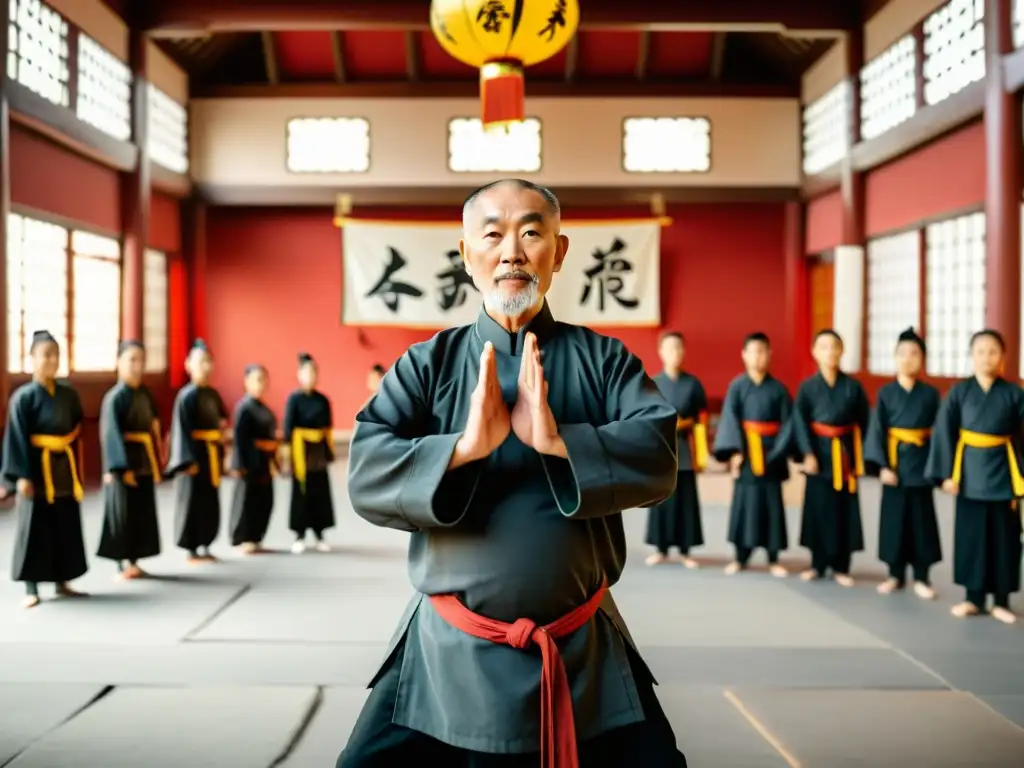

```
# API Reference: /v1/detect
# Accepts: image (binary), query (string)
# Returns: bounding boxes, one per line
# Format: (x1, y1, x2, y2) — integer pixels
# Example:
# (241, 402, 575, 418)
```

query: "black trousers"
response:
(966, 589, 1011, 610)
(735, 546, 779, 567)
(337, 642, 688, 767)
(889, 563, 932, 586)
(811, 549, 851, 576)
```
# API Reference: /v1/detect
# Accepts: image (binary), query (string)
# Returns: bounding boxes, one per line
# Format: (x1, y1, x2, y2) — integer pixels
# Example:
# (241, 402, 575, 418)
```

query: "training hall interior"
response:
(0, 0, 1023, 766)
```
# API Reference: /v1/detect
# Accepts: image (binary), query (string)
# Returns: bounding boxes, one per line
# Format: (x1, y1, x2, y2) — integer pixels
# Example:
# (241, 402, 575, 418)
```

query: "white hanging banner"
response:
(341, 218, 661, 328)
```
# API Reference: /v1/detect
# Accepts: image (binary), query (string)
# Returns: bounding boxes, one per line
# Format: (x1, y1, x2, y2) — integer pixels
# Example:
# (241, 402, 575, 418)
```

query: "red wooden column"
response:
(121, 29, 150, 341)
(783, 201, 810, 385)
(184, 197, 208, 343)
(984, 0, 1021, 377)
(0, 0, 11, 421)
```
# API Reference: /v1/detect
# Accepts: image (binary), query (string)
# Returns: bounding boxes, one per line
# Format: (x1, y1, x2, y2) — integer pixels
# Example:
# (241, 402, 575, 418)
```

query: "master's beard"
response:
(484, 279, 540, 318)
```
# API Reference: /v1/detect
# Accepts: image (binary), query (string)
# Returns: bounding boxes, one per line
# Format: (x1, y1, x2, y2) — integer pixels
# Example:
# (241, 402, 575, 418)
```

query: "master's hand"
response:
(451, 341, 510, 468)
(512, 332, 564, 457)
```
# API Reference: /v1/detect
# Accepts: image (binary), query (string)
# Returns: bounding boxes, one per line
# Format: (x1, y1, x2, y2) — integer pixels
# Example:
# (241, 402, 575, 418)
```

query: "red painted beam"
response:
(141, 0, 857, 35)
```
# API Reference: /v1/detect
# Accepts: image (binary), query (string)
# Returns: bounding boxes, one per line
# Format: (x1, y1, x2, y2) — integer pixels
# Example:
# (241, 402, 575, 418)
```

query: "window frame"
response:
(865, 229, 923, 376)
(6, 208, 123, 378)
(445, 116, 544, 174)
(284, 115, 372, 174)
(620, 115, 713, 174)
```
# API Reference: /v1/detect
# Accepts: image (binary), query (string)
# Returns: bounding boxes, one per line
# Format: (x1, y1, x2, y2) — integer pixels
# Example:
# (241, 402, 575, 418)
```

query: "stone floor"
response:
(0, 464, 1023, 767)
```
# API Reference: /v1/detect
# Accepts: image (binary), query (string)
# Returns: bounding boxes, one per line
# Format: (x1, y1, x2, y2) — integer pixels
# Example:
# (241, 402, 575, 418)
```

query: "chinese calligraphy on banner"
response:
(341, 218, 661, 328)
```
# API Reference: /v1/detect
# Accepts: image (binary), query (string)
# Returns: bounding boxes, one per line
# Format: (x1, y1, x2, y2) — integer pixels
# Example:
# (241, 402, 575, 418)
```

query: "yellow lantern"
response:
(430, 0, 580, 129)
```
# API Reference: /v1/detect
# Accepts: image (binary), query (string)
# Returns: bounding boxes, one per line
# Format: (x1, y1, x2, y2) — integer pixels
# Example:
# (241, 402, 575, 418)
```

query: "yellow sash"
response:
(30, 426, 84, 503)
(253, 438, 280, 476)
(887, 427, 930, 470)
(811, 422, 864, 492)
(291, 427, 333, 486)
(124, 431, 162, 481)
(952, 429, 1024, 497)
(741, 421, 781, 477)
(190, 429, 223, 488)
(676, 416, 709, 472)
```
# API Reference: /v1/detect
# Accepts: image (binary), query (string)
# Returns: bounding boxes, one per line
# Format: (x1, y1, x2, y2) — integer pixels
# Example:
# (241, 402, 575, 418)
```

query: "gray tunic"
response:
(348, 301, 678, 754)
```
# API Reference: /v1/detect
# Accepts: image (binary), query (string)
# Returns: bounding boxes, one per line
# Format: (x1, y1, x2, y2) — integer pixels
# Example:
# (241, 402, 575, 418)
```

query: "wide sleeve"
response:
(230, 401, 257, 473)
(541, 341, 678, 519)
(711, 380, 744, 462)
(925, 386, 961, 483)
(863, 394, 890, 474)
(790, 381, 816, 459)
(100, 387, 131, 474)
(323, 395, 336, 463)
(164, 388, 198, 476)
(1, 390, 32, 482)
(347, 344, 482, 532)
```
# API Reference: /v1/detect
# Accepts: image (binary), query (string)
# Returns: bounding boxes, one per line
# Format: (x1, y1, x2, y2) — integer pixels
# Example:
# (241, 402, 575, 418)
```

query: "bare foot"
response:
(315, 541, 331, 553)
(913, 582, 936, 600)
(877, 578, 901, 595)
(186, 555, 206, 566)
(645, 553, 667, 566)
(991, 607, 1017, 625)
(21, 595, 40, 609)
(681, 556, 699, 570)
(201, 553, 218, 563)
(240, 542, 258, 555)
(724, 561, 741, 576)
(951, 601, 980, 618)
(769, 564, 788, 579)
(799, 569, 819, 582)
(834, 574, 855, 588)
(55, 584, 88, 598)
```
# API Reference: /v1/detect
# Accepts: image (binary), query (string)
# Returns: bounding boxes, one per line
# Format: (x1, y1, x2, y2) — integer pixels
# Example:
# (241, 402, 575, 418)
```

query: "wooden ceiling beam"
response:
(635, 31, 650, 80)
(260, 31, 279, 84)
(141, 0, 857, 36)
(193, 80, 800, 100)
(404, 30, 419, 82)
(330, 31, 346, 82)
(710, 32, 727, 80)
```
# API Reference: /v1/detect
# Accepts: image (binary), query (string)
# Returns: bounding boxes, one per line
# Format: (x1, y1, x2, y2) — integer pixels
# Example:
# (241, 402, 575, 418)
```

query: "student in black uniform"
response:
(284, 352, 336, 554)
(97, 339, 163, 579)
(646, 331, 707, 568)
(926, 329, 1023, 624)
(2, 330, 89, 608)
(863, 328, 942, 600)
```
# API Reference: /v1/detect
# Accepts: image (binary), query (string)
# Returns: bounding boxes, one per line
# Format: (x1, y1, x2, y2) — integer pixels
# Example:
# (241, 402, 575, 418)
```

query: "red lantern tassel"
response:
(480, 60, 525, 129)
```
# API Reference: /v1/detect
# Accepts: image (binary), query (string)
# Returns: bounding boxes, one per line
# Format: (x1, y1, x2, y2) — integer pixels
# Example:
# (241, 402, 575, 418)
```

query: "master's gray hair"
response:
(461, 179, 561, 230)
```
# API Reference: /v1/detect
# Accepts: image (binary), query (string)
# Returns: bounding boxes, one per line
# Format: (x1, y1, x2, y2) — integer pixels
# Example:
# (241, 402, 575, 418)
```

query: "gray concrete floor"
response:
(1, 464, 1023, 767)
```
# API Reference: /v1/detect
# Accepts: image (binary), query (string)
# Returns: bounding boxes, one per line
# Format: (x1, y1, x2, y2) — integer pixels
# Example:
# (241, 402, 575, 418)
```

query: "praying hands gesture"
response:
(450, 333, 565, 470)
(511, 332, 565, 457)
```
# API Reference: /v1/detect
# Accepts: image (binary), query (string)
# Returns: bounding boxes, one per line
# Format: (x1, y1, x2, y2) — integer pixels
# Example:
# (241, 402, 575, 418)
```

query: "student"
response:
(97, 340, 163, 579)
(863, 328, 942, 599)
(165, 338, 229, 564)
(925, 329, 1023, 624)
(713, 332, 792, 577)
(228, 364, 278, 554)
(791, 329, 870, 586)
(646, 331, 707, 568)
(2, 330, 89, 608)
(284, 352, 335, 554)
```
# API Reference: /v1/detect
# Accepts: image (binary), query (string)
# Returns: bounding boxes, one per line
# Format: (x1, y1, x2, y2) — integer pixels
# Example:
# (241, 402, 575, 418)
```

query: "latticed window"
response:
(867, 231, 921, 375)
(448, 118, 541, 173)
(622, 117, 711, 173)
(148, 84, 189, 174)
(143, 249, 168, 372)
(860, 35, 917, 141)
(802, 81, 849, 174)
(77, 32, 131, 141)
(286, 117, 370, 173)
(71, 230, 121, 372)
(925, 212, 985, 377)
(6, 213, 70, 376)
(9, 0, 69, 108)
(923, 0, 985, 107)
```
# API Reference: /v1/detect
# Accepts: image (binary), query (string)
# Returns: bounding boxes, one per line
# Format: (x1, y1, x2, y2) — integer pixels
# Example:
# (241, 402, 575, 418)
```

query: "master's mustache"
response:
(493, 269, 539, 285)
